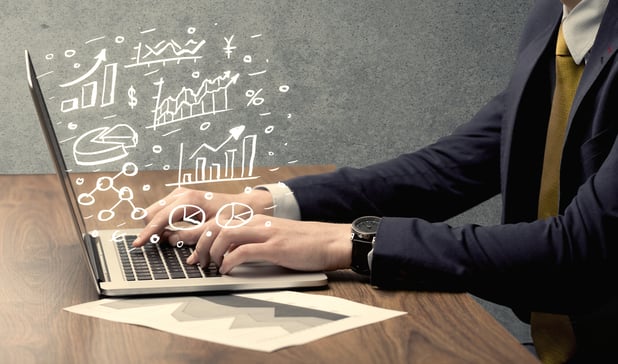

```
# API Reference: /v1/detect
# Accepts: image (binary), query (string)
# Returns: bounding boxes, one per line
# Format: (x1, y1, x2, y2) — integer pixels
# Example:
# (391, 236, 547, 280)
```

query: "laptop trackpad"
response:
(227, 261, 304, 277)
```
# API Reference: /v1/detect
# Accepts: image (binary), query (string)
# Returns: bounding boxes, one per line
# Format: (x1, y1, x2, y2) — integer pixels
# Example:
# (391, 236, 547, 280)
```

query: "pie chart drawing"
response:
(169, 204, 206, 230)
(73, 124, 138, 166)
(215, 202, 254, 229)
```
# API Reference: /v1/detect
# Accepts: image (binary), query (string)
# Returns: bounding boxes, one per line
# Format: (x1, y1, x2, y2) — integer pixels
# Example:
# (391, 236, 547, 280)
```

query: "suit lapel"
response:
(500, 3, 562, 209)
(501, 8, 561, 146)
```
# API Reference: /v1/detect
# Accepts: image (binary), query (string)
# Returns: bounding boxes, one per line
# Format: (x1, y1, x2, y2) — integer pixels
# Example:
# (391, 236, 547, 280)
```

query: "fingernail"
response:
(186, 252, 196, 265)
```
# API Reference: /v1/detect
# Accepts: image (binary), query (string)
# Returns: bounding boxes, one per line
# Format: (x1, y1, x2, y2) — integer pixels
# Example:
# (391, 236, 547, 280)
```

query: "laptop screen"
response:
(26, 50, 91, 241)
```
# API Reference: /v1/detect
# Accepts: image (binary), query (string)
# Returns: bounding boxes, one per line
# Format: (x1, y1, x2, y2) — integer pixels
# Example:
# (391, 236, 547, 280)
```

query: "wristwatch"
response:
(351, 216, 382, 275)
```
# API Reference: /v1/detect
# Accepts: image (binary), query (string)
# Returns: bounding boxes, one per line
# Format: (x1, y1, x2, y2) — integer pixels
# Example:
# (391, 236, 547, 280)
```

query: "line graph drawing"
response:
(167, 126, 258, 187)
(125, 38, 206, 68)
(149, 72, 240, 130)
(60, 49, 108, 87)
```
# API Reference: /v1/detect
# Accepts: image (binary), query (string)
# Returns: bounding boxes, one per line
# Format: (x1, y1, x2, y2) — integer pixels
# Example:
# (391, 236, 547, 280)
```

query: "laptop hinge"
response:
(84, 234, 110, 282)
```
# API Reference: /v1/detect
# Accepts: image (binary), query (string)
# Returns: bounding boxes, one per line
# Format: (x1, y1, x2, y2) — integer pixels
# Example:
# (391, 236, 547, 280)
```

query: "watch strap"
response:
(351, 237, 373, 275)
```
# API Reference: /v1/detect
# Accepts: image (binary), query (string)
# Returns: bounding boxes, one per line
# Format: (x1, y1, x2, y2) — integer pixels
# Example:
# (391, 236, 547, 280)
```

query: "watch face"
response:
(353, 216, 381, 234)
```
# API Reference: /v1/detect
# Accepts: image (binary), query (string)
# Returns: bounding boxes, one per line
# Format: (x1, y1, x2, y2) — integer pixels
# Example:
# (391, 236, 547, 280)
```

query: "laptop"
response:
(25, 50, 327, 296)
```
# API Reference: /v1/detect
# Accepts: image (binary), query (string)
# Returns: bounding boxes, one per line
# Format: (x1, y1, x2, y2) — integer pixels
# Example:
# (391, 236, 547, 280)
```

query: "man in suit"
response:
(134, 0, 617, 361)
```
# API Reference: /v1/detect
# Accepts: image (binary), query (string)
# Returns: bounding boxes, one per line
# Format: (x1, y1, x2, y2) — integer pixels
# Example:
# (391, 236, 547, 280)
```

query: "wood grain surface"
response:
(0, 166, 539, 363)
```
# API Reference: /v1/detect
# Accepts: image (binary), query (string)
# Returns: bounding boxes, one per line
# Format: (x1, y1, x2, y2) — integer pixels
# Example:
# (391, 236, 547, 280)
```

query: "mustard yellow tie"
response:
(537, 25, 584, 219)
(532, 25, 583, 364)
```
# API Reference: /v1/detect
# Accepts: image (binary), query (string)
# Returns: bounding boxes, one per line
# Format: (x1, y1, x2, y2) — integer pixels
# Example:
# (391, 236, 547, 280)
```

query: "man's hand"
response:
(131, 187, 274, 248)
(186, 215, 352, 274)
(131, 186, 352, 274)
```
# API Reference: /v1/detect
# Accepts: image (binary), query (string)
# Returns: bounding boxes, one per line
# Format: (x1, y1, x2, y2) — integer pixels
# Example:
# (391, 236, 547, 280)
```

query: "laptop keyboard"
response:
(116, 235, 220, 281)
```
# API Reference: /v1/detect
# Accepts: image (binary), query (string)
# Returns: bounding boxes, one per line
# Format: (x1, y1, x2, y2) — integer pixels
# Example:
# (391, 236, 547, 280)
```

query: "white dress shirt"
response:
(562, 0, 609, 64)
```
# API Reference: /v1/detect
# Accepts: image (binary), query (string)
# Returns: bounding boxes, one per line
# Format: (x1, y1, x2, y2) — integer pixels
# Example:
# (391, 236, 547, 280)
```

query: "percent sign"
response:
(245, 88, 264, 106)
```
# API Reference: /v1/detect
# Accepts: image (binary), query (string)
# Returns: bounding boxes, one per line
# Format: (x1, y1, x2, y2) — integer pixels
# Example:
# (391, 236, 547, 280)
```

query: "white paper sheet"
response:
(64, 291, 406, 352)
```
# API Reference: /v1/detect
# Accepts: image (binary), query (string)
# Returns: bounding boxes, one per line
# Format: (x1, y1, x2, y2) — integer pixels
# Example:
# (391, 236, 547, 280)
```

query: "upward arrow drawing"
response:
(59, 49, 107, 88)
(189, 125, 246, 159)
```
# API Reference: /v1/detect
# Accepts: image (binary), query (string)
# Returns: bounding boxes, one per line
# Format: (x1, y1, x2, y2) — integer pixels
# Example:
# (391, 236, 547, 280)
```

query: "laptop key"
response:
(117, 235, 222, 281)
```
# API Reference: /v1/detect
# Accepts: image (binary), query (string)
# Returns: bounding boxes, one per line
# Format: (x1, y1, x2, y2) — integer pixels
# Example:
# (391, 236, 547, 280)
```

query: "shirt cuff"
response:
(254, 183, 301, 220)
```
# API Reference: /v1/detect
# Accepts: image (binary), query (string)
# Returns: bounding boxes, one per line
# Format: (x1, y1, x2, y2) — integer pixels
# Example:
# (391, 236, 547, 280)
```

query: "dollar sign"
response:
(127, 85, 138, 109)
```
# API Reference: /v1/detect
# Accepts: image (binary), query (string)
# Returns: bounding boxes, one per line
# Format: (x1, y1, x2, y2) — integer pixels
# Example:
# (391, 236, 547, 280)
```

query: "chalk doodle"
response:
(168, 204, 206, 231)
(124, 27, 205, 68)
(149, 71, 240, 130)
(223, 35, 237, 59)
(77, 162, 147, 222)
(215, 202, 254, 229)
(127, 85, 138, 109)
(245, 88, 264, 107)
(37, 23, 294, 226)
(73, 124, 138, 166)
(59, 49, 117, 112)
(167, 125, 258, 187)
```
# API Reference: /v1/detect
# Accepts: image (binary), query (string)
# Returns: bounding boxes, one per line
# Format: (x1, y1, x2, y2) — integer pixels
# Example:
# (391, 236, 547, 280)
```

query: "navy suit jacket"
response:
(285, 0, 618, 347)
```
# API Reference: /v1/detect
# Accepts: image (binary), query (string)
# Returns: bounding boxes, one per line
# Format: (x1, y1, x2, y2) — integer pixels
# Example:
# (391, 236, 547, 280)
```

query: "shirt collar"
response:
(561, 0, 609, 64)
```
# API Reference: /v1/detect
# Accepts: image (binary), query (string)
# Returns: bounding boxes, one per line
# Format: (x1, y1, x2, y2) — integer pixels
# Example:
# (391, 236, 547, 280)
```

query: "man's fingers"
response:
(219, 243, 272, 274)
(186, 222, 218, 266)
(209, 221, 270, 267)
(133, 217, 167, 246)
(134, 194, 204, 247)
(163, 228, 204, 247)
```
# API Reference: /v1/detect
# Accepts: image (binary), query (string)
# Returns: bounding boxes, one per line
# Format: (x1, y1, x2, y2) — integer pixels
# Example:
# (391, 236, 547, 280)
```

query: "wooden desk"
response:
(0, 166, 539, 363)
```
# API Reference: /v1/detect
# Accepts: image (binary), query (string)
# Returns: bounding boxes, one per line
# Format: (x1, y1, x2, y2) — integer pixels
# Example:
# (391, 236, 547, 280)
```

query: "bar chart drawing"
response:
(149, 71, 240, 130)
(167, 126, 258, 187)
(60, 49, 117, 113)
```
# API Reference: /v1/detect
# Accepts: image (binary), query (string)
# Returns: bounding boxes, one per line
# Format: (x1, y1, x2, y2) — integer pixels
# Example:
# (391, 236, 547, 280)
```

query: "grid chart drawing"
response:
(168, 134, 258, 187)
(149, 71, 240, 130)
